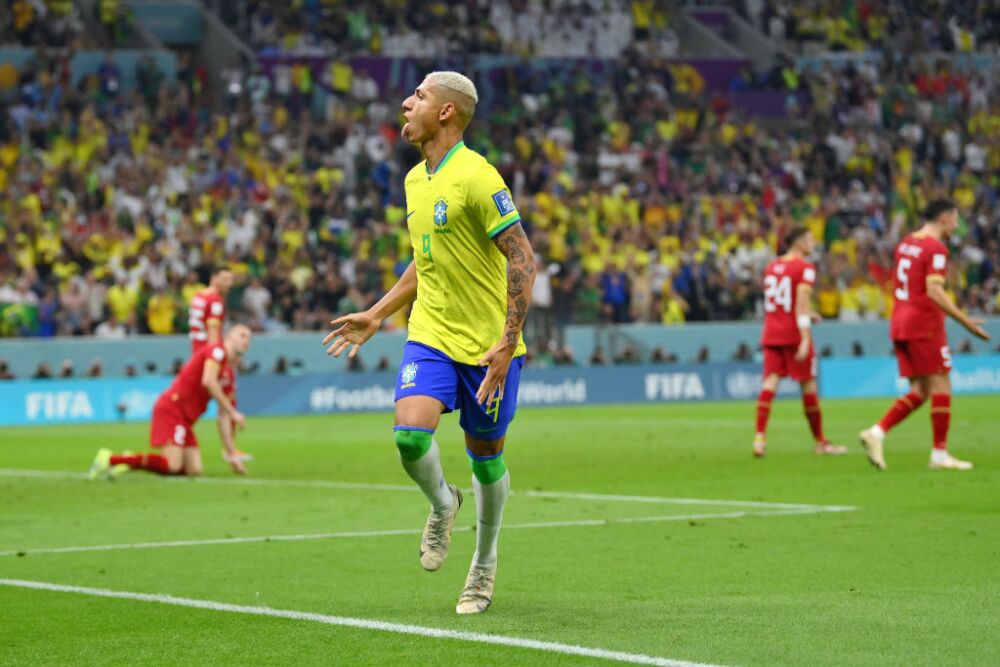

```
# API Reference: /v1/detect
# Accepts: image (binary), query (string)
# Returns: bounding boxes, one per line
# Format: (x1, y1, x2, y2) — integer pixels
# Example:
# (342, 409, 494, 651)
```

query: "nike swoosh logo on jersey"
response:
(406, 211, 415, 220)
(475, 425, 498, 433)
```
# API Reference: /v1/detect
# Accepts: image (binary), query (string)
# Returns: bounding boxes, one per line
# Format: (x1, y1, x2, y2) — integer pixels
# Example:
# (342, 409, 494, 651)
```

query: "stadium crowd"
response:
(742, 0, 1000, 54)
(1, 1, 84, 48)
(226, 0, 672, 58)
(1, 4, 999, 368)
(1, 0, 135, 49)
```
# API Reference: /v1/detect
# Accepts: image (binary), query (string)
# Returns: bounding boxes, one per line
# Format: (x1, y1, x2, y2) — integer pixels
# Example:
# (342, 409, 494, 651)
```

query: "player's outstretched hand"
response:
(226, 453, 247, 475)
(966, 317, 990, 341)
(323, 312, 381, 359)
(794, 338, 811, 362)
(476, 341, 515, 405)
(231, 410, 247, 430)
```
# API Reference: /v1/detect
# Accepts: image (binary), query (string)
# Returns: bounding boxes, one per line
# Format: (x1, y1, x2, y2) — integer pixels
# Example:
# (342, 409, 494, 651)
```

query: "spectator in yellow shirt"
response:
(180, 272, 206, 306)
(146, 289, 178, 335)
(660, 289, 689, 325)
(106, 276, 138, 328)
(817, 276, 840, 319)
(839, 277, 864, 322)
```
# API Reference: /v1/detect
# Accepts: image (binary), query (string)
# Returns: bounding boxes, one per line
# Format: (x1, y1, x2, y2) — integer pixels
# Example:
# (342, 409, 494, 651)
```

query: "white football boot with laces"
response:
(419, 484, 462, 571)
(456, 563, 496, 615)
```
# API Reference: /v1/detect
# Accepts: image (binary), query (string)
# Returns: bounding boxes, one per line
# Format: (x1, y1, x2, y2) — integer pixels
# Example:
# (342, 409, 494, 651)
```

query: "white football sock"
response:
(400, 439, 454, 514)
(472, 471, 510, 569)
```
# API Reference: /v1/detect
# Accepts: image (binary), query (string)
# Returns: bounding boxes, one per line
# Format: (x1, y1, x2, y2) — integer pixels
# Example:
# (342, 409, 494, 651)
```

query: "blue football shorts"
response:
(394, 341, 524, 439)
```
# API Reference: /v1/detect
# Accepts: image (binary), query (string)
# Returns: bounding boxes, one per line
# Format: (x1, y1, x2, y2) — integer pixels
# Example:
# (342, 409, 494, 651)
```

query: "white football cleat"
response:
(858, 428, 886, 471)
(928, 452, 973, 471)
(456, 564, 496, 615)
(419, 484, 462, 572)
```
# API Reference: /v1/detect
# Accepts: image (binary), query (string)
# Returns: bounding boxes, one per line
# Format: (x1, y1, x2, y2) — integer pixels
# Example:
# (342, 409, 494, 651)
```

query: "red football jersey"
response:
(890, 233, 948, 341)
(762, 256, 816, 346)
(189, 289, 226, 351)
(162, 343, 229, 422)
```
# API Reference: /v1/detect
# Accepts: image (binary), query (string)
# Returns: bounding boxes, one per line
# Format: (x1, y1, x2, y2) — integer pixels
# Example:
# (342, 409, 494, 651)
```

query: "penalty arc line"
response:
(0, 578, 729, 667)
(0, 507, 846, 558)
(0, 469, 858, 512)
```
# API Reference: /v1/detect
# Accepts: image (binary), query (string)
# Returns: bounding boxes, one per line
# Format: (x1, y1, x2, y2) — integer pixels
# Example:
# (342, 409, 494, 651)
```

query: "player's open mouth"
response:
(401, 122, 412, 139)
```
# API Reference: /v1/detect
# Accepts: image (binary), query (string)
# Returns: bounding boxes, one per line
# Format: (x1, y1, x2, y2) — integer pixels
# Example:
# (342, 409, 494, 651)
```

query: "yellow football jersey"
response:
(404, 141, 526, 364)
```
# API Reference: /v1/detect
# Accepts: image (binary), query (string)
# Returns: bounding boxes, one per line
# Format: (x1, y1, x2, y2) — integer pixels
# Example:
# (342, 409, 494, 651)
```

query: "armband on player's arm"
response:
(924, 250, 961, 321)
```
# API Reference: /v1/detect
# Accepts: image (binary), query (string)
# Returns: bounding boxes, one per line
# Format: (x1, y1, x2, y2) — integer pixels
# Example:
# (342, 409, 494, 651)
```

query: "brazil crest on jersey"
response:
(404, 141, 527, 364)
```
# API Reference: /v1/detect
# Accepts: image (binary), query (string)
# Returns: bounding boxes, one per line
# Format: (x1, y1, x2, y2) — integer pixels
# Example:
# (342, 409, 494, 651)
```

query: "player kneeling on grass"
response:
(754, 227, 845, 458)
(859, 200, 990, 471)
(90, 325, 252, 479)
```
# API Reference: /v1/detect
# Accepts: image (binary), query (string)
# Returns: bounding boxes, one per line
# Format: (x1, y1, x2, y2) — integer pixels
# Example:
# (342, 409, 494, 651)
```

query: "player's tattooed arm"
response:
(492, 222, 536, 349)
(475, 222, 535, 405)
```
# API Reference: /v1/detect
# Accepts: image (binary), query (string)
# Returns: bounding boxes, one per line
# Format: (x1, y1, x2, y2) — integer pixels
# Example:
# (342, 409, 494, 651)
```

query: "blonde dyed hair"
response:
(425, 71, 478, 103)
(425, 71, 477, 128)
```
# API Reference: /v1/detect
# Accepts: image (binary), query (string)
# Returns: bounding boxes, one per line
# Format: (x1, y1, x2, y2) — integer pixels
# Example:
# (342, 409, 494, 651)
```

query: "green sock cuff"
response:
(470, 454, 507, 485)
(394, 429, 433, 461)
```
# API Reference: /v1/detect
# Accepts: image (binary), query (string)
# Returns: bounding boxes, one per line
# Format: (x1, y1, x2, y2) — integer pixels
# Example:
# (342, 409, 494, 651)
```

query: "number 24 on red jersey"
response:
(762, 258, 815, 346)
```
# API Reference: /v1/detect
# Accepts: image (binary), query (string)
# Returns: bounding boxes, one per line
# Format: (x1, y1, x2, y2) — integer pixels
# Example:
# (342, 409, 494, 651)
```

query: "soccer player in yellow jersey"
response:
(323, 71, 536, 614)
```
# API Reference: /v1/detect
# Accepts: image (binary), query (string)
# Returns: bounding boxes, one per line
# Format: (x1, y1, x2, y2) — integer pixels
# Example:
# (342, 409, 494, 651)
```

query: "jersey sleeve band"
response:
(487, 216, 522, 239)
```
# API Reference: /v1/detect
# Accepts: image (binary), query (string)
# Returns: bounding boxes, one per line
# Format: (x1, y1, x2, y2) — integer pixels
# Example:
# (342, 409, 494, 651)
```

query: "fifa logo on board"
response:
(644, 373, 706, 401)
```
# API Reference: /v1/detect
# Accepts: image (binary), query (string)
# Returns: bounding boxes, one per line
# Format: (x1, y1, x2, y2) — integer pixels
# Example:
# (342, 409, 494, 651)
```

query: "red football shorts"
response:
(893, 337, 951, 378)
(762, 344, 816, 382)
(150, 400, 198, 449)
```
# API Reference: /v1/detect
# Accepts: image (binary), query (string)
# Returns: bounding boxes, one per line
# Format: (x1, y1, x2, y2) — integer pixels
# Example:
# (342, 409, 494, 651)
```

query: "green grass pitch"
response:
(2, 397, 999, 666)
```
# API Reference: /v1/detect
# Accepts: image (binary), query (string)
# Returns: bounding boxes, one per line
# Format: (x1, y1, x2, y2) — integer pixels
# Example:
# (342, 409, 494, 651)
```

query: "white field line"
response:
(0, 507, 845, 558)
(0, 578, 727, 667)
(520, 490, 852, 511)
(0, 468, 858, 512)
